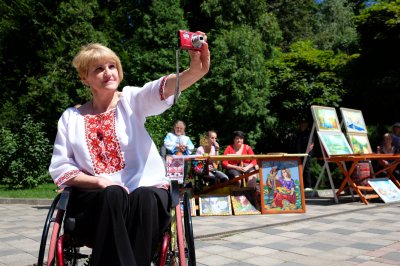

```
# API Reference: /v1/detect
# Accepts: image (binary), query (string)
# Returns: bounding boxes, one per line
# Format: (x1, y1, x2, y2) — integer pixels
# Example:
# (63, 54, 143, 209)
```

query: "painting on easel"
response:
(311, 105, 341, 132)
(260, 159, 306, 214)
(340, 108, 367, 134)
(347, 133, 372, 154)
(317, 131, 353, 156)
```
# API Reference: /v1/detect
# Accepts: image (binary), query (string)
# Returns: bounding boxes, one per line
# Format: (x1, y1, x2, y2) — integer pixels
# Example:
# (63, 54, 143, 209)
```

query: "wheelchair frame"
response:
(37, 180, 196, 266)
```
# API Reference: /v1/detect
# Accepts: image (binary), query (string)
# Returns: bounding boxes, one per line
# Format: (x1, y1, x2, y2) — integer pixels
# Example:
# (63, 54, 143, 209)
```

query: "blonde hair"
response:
(72, 43, 123, 82)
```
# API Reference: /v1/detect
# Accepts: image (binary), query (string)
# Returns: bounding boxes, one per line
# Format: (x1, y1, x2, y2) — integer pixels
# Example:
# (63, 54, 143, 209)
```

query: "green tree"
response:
(344, 0, 400, 126)
(265, 40, 352, 151)
(0, 116, 51, 189)
(190, 26, 273, 148)
(312, 0, 359, 51)
(201, 0, 282, 55)
(267, 0, 315, 49)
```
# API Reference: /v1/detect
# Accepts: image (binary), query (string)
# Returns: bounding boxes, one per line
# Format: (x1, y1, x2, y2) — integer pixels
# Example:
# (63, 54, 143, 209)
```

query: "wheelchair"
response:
(37, 180, 196, 266)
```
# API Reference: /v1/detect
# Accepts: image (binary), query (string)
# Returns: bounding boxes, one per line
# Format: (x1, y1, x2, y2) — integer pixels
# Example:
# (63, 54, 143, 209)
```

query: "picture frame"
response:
(317, 131, 353, 156)
(259, 159, 306, 214)
(340, 107, 367, 134)
(199, 194, 232, 216)
(230, 188, 261, 215)
(347, 133, 372, 154)
(368, 178, 400, 203)
(311, 105, 341, 132)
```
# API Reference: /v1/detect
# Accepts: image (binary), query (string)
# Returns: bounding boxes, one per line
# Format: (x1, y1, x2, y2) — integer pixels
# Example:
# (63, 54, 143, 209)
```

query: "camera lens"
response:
(191, 34, 204, 48)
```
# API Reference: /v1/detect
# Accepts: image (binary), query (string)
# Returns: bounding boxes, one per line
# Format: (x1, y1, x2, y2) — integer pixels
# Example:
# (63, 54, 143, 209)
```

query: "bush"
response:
(0, 115, 52, 189)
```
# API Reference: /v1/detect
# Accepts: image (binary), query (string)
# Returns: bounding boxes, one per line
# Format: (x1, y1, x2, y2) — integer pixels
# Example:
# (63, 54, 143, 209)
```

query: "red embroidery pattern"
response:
(159, 75, 168, 100)
(56, 169, 81, 187)
(85, 109, 125, 175)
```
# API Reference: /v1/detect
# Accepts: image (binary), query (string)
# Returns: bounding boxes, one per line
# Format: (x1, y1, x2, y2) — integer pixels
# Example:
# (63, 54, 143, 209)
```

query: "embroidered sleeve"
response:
(49, 109, 83, 188)
(55, 169, 81, 187)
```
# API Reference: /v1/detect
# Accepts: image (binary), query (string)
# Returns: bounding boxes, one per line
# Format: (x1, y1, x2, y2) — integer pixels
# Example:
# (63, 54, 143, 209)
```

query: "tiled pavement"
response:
(1, 195, 400, 265)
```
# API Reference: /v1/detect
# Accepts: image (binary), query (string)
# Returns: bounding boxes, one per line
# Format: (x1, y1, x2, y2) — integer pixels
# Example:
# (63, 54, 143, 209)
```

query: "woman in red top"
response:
(222, 131, 258, 188)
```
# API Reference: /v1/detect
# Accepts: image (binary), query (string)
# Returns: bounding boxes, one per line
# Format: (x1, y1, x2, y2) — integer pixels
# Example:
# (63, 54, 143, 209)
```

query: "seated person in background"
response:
(195, 130, 229, 184)
(163, 120, 194, 155)
(390, 122, 400, 153)
(222, 130, 258, 188)
(377, 132, 400, 178)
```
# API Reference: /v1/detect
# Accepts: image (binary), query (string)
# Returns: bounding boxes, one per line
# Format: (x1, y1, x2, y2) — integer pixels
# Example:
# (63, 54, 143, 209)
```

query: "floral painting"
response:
(199, 195, 232, 216)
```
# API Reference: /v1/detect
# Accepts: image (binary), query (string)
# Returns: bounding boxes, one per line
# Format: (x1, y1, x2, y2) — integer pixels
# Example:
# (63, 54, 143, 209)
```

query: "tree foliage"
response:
(0, 0, 397, 188)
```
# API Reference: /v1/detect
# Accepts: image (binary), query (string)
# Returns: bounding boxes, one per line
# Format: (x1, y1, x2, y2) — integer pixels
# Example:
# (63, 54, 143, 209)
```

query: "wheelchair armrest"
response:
(56, 187, 72, 211)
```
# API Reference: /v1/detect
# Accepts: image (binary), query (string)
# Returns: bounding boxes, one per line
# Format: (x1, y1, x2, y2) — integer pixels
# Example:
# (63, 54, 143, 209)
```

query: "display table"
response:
(326, 154, 400, 204)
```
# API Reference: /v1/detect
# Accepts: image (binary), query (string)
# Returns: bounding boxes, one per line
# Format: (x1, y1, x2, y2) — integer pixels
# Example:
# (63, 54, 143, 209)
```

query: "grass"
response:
(0, 183, 58, 199)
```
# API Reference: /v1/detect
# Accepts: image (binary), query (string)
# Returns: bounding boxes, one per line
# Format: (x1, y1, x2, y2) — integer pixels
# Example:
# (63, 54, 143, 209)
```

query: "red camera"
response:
(178, 30, 206, 50)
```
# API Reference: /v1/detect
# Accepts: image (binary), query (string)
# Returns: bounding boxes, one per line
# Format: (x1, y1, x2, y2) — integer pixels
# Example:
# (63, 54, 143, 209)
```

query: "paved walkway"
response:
(1, 195, 400, 265)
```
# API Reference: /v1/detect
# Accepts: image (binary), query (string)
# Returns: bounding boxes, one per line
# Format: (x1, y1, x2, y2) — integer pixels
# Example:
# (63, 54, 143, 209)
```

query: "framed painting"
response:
(368, 178, 400, 203)
(317, 131, 353, 156)
(347, 133, 372, 154)
(199, 195, 232, 216)
(259, 159, 306, 214)
(311, 105, 341, 132)
(230, 188, 261, 215)
(340, 108, 367, 133)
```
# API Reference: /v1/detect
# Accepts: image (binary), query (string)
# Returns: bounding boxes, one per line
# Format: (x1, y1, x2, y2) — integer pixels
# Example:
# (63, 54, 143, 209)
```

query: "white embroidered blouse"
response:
(49, 77, 173, 193)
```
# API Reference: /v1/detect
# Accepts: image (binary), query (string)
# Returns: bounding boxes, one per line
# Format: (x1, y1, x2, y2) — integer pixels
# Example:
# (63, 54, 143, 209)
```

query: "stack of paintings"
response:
(311, 105, 353, 156)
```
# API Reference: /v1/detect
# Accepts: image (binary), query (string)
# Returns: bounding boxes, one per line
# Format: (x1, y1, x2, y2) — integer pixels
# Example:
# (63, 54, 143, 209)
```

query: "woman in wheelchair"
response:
(48, 40, 209, 265)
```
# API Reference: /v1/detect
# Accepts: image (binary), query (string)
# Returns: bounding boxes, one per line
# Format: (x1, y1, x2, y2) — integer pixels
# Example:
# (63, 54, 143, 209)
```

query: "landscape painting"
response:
(311, 105, 341, 132)
(340, 108, 367, 133)
(347, 133, 372, 154)
(317, 131, 353, 156)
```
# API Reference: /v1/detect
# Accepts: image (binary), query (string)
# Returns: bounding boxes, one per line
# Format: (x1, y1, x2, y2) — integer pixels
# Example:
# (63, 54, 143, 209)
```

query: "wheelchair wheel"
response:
(183, 192, 196, 265)
(37, 193, 63, 266)
(38, 190, 90, 266)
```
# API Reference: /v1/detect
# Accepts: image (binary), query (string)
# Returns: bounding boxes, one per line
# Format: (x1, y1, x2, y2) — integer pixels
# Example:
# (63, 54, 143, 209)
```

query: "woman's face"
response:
(282, 169, 289, 178)
(233, 136, 243, 147)
(174, 122, 185, 136)
(384, 135, 392, 145)
(208, 132, 217, 145)
(83, 59, 120, 92)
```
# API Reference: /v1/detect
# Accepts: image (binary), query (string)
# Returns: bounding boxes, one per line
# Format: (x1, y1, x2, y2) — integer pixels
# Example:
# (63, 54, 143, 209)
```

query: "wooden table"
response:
(327, 154, 400, 204)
